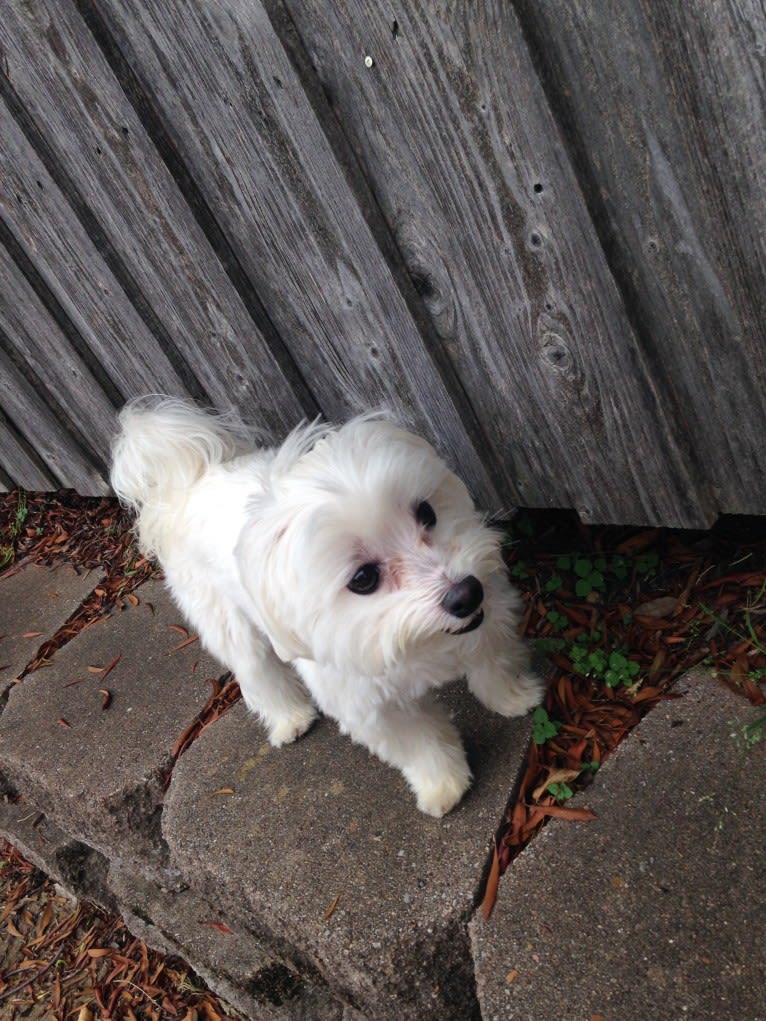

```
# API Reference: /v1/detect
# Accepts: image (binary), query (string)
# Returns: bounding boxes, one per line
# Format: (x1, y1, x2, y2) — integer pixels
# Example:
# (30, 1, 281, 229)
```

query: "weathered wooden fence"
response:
(1, 0, 764, 527)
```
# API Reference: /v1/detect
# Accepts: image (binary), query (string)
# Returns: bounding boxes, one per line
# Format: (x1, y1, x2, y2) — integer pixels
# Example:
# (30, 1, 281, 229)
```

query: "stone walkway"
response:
(1, 562, 764, 1019)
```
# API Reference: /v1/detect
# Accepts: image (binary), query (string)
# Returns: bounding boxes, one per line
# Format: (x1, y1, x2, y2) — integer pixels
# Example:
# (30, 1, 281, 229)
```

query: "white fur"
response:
(111, 397, 543, 816)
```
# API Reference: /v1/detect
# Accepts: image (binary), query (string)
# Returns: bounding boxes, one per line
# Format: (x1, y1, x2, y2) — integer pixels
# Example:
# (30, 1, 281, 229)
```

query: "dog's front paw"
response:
(267, 704, 318, 747)
(470, 668, 545, 718)
(412, 766, 472, 818)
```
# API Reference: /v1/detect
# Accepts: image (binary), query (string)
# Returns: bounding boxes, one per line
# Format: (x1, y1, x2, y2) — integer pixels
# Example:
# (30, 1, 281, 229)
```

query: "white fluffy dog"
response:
(111, 398, 542, 816)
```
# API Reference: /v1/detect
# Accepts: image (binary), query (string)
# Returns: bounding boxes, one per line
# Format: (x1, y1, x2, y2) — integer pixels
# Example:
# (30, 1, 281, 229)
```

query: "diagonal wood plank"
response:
(281, 0, 712, 526)
(1, 0, 308, 434)
(1, 102, 186, 404)
(0, 240, 115, 481)
(97, 0, 500, 506)
(0, 412, 57, 492)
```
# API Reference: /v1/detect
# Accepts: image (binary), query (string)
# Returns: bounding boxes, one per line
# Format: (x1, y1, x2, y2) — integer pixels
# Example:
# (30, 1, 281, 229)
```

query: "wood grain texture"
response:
(0, 345, 107, 493)
(515, 0, 766, 515)
(279, 0, 712, 526)
(1, 102, 184, 404)
(100, 0, 500, 507)
(0, 240, 116, 471)
(0, 0, 307, 433)
(0, 0, 762, 524)
(0, 412, 57, 492)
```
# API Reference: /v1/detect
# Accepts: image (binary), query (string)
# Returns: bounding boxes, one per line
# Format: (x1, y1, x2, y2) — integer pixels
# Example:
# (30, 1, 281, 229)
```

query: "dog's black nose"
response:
(441, 575, 484, 618)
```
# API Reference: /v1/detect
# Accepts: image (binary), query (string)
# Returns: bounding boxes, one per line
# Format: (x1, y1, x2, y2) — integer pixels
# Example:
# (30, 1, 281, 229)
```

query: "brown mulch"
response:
(483, 510, 766, 915)
(0, 840, 237, 1020)
(2, 491, 765, 1012)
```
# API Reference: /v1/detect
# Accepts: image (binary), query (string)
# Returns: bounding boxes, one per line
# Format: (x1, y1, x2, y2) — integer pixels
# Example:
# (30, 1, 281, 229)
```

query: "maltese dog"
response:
(111, 398, 542, 816)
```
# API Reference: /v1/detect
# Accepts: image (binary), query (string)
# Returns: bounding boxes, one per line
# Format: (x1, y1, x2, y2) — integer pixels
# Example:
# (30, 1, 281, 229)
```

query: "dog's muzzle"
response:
(442, 575, 484, 635)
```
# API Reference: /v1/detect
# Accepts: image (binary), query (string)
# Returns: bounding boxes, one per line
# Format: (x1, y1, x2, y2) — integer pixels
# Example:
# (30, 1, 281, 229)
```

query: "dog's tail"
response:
(110, 396, 253, 552)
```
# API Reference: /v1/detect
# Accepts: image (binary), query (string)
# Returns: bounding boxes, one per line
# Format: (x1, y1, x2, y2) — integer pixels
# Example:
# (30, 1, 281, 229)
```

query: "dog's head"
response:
(236, 417, 504, 674)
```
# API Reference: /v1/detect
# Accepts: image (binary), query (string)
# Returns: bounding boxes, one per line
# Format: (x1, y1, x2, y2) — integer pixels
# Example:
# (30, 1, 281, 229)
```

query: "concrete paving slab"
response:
(0, 581, 224, 876)
(0, 795, 72, 886)
(470, 672, 766, 1021)
(0, 797, 114, 909)
(0, 561, 100, 696)
(164, 683, 535, 1021)
(110, 861, 349, 1021)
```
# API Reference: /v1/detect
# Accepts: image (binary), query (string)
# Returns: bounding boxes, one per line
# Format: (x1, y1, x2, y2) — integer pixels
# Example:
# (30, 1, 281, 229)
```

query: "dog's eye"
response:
(415, 500, 437, 529)
(348, 563, 381, 595)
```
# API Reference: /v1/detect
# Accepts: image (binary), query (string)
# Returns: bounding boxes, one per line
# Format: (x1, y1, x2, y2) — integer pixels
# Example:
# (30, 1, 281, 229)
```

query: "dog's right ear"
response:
(235, 513, 311, 663)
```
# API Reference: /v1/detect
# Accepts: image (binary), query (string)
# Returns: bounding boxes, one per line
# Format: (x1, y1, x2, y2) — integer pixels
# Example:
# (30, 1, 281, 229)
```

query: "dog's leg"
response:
(467, 630, 543, 717)
(466, 584, 544, 717)
(172, 589, 317, 746)
(468, 651, 543, 717)
(339, 696, 472, 817)
(233, 643, 318, 748)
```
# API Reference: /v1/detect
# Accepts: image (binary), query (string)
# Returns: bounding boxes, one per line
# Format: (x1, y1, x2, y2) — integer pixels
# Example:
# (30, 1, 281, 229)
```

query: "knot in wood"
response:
(540, 332, 573, 374)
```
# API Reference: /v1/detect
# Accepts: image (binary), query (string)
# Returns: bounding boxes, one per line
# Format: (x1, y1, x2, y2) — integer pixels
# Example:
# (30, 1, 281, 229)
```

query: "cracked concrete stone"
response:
(470, 672, 766, 1020)
(0, 797, 114, 909)
(0, 562, 100, 699)
(110, 862, 348, 1020)
(163, 683, 534, 1021)
(0, 581, 223, 877)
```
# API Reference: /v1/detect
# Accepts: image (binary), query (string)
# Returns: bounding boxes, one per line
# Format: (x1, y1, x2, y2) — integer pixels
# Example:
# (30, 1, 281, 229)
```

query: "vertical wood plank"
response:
(277, 0, 713, 526)
(96, 0, 501, 507)
(515, 0, 766, 515)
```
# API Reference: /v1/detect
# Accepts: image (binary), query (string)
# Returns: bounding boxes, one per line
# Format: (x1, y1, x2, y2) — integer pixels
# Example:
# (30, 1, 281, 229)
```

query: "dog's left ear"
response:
(235, 515, 312, 663)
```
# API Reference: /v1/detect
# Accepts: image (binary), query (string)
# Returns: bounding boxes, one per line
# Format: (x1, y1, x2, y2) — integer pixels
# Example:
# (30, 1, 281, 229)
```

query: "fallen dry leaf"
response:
(481, 845, 502, 919)
(634, 596, 678, 618)
(170, 634, 199, 654)
(324, 894, 341, 920)
(532, 767, 582, 801)
(525, 801, 597, 822)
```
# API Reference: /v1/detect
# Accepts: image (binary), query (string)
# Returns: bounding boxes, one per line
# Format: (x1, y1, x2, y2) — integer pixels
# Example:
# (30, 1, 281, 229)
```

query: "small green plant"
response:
(570, 639, 640, 689)
(0, 492, 29, 568)
(536, 609, 570, 654)
(610, 555, 630, 581)
(554, 555, 609, 597)
(547, 610, 568, 633)
(544, 573, 564, 593)
(603, 651, 641, 688)
(744, 714, 766, 746)
(547, 781, 574, 802)
(636, 552, 659, 578)
(510, 561, 530, 581)
(536, 635, 566, 654)
(733, 713, 766, 752)
(553, 552, 633, 595)
(531, 706, 561, 745)
(571, 643, 608, 677)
